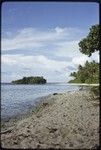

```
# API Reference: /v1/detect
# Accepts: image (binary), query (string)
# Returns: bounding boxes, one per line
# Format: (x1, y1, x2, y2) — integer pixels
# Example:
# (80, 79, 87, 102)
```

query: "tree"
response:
(69, 61, 99, 84)
(69, 24, 99, 84)
(79, 25, 100, 56)
(78, 65, 83, 70)
(12, 76, 47, 84)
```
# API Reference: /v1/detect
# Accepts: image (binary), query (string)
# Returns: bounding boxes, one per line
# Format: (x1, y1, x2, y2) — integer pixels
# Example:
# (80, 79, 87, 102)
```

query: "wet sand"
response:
(1, 89, 99, 149)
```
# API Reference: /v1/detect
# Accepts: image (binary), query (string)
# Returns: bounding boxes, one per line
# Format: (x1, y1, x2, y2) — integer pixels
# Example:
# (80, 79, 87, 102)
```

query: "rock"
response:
(69, 143, 73, 147)
(53, 93, 58, 95)
(42, 102, 48, 107)
(46, 127, 57, 133)
(78, 127, 84, 131)
(92, 144, 99, 149)
(37, 144, 41, 148)
(13, 141, 18, 144)
(79, 87, 83, 91)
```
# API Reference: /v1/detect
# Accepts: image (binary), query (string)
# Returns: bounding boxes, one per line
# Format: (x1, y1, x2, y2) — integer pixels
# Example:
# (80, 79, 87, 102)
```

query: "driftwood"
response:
(1, 128, 14, 134)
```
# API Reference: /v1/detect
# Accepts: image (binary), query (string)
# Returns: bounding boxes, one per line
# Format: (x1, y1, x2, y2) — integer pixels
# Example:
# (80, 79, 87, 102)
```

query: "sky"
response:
(1, 2, 99, 83)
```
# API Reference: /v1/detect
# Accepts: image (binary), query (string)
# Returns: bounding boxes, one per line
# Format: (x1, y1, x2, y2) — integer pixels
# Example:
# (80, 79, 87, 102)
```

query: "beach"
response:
(1, 88, 99, 149)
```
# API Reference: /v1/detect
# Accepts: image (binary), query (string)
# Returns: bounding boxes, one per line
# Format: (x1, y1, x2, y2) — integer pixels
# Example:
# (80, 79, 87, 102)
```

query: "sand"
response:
(1, 89, 99, 149)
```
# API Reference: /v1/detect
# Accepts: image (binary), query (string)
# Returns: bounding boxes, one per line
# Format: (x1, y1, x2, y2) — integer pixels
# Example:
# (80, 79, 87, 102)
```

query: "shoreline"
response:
(2, 82, 99, 85)
(1, 84, 98, 122)
(1, 86, 81, 122)
(67, 83, 99, 86)
(1, 86, 85, 123)
(1, 87, 99, 149)
(1, 93, 54, 126)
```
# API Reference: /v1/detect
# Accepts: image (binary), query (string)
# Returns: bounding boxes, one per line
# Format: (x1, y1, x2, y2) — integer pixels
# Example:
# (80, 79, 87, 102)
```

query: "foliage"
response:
(79, 25, 100, 56)
(69, 24, 99, 84)
(12, 76, 47, 84)
(69, 61, 99, 84)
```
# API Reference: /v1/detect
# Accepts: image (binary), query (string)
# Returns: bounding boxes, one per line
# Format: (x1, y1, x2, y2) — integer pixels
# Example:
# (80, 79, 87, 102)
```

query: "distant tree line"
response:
(12, 76, 47, 84)
(69, 24, 99, 84)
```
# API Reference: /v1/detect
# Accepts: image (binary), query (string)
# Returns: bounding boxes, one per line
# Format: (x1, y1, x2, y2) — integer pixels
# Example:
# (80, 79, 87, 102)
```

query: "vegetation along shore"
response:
(12, 76, 47, 84)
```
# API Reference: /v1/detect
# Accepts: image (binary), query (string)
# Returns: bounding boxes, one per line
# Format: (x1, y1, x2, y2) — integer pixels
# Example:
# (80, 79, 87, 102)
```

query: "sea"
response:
(1, 83, 81, 119)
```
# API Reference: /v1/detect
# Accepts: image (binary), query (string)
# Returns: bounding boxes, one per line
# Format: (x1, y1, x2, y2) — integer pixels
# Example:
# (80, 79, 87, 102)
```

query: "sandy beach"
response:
(1, 88, 99, 149)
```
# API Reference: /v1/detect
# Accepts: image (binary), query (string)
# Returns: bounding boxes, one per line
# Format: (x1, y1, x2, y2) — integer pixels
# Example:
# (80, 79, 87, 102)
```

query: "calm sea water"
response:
(1, 83, 80, 119)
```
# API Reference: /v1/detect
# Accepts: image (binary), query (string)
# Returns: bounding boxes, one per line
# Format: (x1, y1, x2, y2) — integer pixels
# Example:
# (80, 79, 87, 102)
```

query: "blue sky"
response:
(1, 2, 99, 82)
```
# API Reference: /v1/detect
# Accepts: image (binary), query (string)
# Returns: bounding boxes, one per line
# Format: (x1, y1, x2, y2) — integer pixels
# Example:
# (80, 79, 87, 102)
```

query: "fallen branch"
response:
(1, 128, 14, 134)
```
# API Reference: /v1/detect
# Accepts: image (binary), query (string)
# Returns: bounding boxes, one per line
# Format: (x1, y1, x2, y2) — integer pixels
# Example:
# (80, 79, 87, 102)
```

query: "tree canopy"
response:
(79, 25, 100, 56)
(69, 24, 99, 84)
(12, 76, 47, 84)
(69, 61, 99, 84)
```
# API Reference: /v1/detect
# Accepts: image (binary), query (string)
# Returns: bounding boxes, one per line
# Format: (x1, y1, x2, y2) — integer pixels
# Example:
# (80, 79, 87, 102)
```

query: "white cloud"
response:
(72, 54, 92, 66)
(72, 51, 99, 66)
(2, 37, 43, 51)
(2, 52, 99, 82)
(2, 54, 76, 82)
(55, 27, 66, 34)
(2, 27, 99, 82)
(90, 51, 99, 63)
(2, 54, 70, 71)
(54, 41, 80, 58)
(2, 27, 84, 51)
